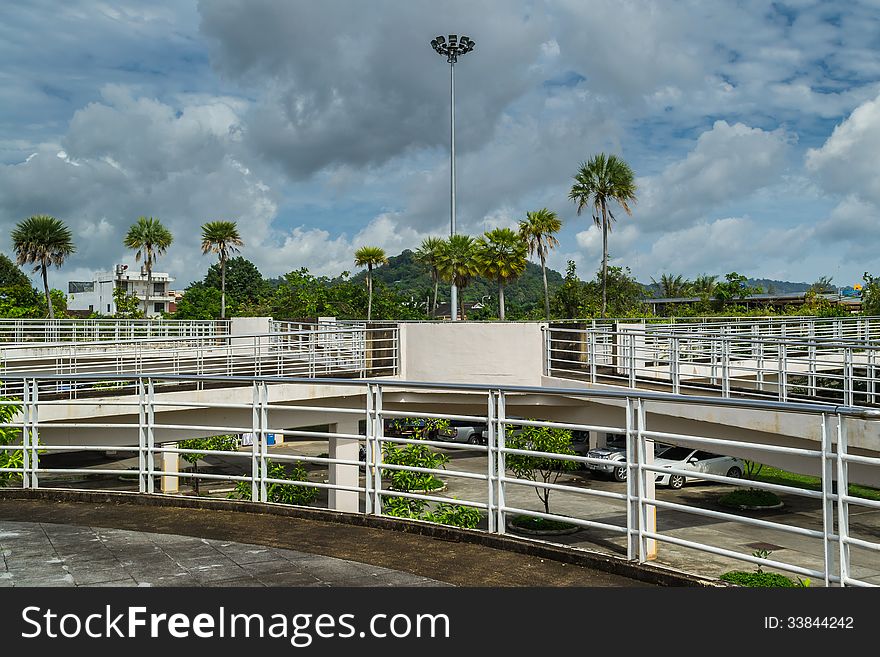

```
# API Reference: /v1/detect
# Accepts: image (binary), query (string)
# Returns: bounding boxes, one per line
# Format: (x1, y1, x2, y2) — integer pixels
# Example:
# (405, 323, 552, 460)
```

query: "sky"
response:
(2, 0, 880, 291)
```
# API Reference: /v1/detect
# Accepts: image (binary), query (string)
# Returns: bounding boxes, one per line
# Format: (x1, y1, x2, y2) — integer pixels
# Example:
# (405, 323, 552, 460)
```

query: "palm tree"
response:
(201, 220, 244, 319)
(435, 234, 480, 320)
(123, 217, 174, 317)
(354, 246, 388, 321)
(651, 273, 692, 298)
(692, 274, 718, 297)
(477, 228, 528, 320)
(518, 208, 562, 320)
(414, 236, 445, 318)
(11, 215, 76, 319)
(569, 153, 637, 317)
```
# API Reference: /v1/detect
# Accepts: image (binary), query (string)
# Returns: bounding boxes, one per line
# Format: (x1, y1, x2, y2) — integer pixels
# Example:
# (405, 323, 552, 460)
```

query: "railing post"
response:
(628, 333, 636, 388)
(259, 380, 268, 503)
(28, 379, 39, 489)
(721, 331, 730, 398)
(364, 383, 375, 515)
(778, 341, 787, 402)
(671, 336, 680, 394)
(486, 390, 497, 533)
(372, 384, 384, 515)
(844, 347, 854, 407)
(496, 389, 507, 535)
(820, 414, 835, 587)
(835, 415, 850, 587)
(542, 327, 550, 377)
(20, 379, 32, 489)
(251, 381, 260, 502)
(625, 398, 636, 560)
(588, 330, 597, 383)
(138, 379, 147, 494)
(146, 378, 155, 494)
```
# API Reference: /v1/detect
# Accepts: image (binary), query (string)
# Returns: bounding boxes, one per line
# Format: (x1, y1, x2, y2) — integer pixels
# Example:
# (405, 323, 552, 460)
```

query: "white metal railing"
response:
(545, 323, 880, 408)
(0, 319, 229, 344)
(0, 323, 399, 390)
(0, 373, 878, 586)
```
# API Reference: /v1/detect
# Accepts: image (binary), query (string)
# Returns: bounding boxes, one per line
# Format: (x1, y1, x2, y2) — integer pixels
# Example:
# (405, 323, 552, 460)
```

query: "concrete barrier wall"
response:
(399, 322, 547, 386)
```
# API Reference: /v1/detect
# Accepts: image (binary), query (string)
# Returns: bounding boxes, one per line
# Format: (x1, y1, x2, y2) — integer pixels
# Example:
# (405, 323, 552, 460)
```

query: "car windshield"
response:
(658, 446, 694, 461)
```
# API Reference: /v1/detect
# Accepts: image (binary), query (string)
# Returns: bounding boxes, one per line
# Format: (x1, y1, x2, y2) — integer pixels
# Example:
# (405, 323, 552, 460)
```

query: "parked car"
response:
(653, 446, 744, 489)
(585, 435, 674, 482)
(437, 420, 488, 445)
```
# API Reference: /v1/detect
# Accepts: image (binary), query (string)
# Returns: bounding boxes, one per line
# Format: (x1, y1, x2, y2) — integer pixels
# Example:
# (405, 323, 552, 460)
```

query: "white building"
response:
(68, 264, 176, 317)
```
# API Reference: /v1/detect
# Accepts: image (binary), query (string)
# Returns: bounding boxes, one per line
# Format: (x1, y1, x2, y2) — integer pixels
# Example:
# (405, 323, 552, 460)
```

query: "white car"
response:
(653, 445, 745, 489)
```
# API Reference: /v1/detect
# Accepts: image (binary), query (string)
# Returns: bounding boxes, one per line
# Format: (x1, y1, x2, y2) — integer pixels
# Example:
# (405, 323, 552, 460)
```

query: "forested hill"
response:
(350, 249, 564, 315)
(747, 278, 811, 294)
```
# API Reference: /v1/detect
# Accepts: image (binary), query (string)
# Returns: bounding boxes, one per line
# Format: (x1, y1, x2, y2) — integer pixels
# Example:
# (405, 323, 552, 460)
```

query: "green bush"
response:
(229, 459, 319, 506)
(719, 571, 798, 587)
(506, 422, 578, 515)
(510, 515, 577, 532)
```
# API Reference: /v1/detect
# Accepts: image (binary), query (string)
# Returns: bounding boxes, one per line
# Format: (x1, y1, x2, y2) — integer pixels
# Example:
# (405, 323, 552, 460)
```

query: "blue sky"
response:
(2, 0, 880, 290)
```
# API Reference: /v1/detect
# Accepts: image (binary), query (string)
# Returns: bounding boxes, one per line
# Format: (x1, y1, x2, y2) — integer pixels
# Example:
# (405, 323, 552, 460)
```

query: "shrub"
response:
(720, 571, 798, 587)
(229, 459, 319, 505)
(718, 488, 782, 508)
(0, 394, 23, 486)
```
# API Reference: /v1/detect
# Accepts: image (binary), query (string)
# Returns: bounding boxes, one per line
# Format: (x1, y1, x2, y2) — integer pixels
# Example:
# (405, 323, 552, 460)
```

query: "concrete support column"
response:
(328, 420, 361, 513)
(161, 444, 179, 493)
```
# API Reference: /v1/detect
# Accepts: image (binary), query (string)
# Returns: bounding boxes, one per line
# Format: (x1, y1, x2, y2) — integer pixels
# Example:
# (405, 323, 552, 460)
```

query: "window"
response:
(107, 304, 111, 313)
(154, 302, 165, 314)
(153, 283, 164, 294)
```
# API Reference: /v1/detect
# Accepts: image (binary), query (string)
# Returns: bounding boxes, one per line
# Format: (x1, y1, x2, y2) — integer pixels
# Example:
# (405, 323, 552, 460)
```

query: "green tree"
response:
(861, 272, 880, 316)
(713, 272, 760, 309)
(178, 435, 239, 495)
(691, 274, 718, 297)
(569, 154, 638, 317)
(505, 423, 578, 515)
(651, 273, 692, 298)
(414, 237, 445, 317)
(435, 234, 480, 320)
(518, 208, 562, 320)
(476, 228, 528, 320)
(551, 261, 594, 318)
(809, 276, 835, 294)
(111, 287, 144, 319)
(353, 246, 388, 321)
(172, 283, 223, 319)
(0, 253, 31, 288)
(200, 220, 244, 320)
(123, 217, 174, 316)
(0, 395, 23, 486)
(11, 215, 76, 319)
(204, 256, 269, 308)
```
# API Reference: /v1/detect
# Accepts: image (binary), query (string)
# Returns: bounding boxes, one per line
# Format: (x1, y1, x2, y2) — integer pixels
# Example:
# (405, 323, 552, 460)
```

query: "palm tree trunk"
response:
(367, 265, 373, 321)
(146, 267, 152, 317)
(498, 280, 505, 320)
(540, 247, 550, 320)
(220, 257, 227, 320)
(601, 204, 609, 318)
(432, 273, 439, 318)
(41, 263, 54, 319)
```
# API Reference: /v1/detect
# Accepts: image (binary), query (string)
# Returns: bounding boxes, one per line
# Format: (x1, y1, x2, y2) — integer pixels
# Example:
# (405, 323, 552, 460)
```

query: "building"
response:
(68, 264, 176, 317)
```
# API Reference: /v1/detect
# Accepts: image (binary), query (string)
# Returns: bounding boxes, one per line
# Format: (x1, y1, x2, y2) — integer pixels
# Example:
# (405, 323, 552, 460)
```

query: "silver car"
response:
(654, 446, 745, 489)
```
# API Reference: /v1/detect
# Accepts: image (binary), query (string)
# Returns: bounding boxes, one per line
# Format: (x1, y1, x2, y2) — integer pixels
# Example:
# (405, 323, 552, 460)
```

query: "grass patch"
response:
(752, 465, 880, 502)
(510, 515, 578, 532)
(719, 488, 782, 508)
(720, 571, 800, 588)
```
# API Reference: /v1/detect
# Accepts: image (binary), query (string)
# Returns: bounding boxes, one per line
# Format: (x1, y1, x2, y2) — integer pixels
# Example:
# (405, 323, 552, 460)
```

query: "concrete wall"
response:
(399, 322, 547, 386)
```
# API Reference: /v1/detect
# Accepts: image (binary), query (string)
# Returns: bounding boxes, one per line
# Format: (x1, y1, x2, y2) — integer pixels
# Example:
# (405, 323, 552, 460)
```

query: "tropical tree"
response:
(10, 215, 76, 319)
(414, 236, 445, 317)
(476, 228, 528, 320)
(354, 246, 388, 321)
(651, 273, 692, 298)
(569, 153, 638, 317)
(518, 208, 562, 320)
(200, 220, 244, 319)
(692, 274, 718, 298)
(123, 217, 174, 317)
(809, 276, 835, 294)
(435, 234, 480, 320)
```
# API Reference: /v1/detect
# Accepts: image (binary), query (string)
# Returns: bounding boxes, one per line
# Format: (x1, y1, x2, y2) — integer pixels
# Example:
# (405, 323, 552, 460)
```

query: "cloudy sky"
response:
(2, 0, 880, 291)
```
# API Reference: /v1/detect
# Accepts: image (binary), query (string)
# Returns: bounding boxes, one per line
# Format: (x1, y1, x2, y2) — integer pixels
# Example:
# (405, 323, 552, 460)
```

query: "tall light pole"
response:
(431, 33, 475, 321)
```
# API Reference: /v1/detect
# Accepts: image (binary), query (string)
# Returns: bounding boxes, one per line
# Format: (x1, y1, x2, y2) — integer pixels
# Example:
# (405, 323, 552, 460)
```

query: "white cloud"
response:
(806, 92, 880, 204)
